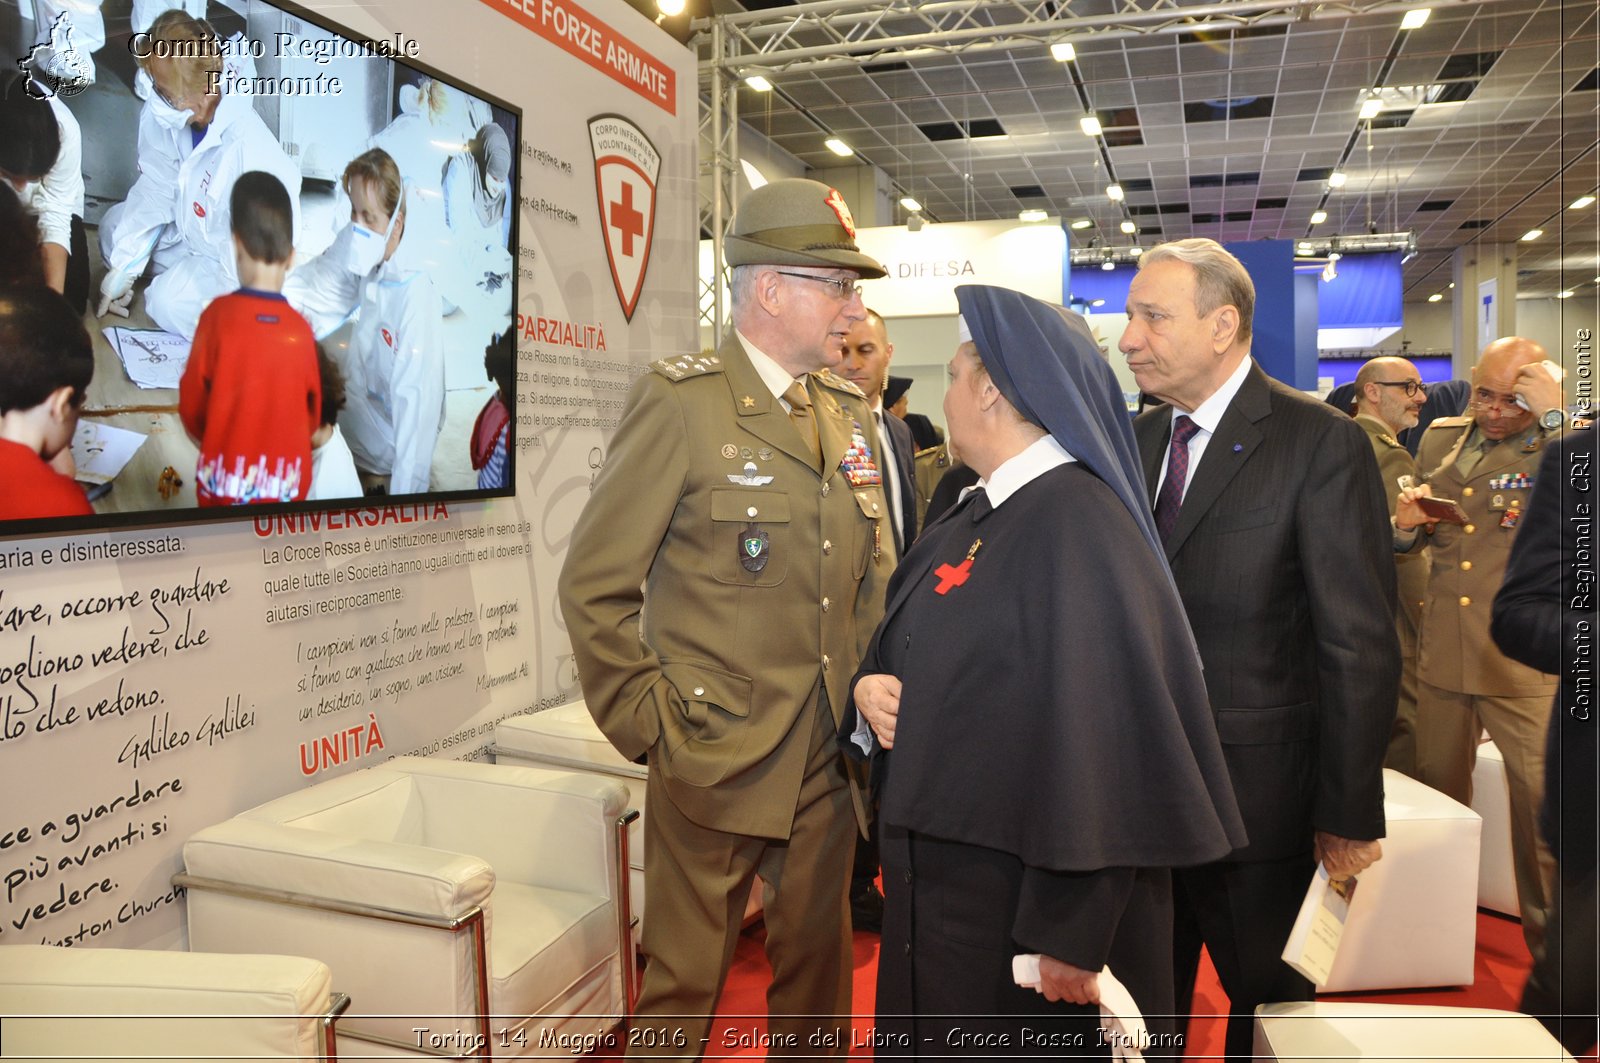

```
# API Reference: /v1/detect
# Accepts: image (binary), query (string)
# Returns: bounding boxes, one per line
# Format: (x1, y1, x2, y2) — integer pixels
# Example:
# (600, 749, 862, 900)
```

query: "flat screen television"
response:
(1, 0, 520, 538)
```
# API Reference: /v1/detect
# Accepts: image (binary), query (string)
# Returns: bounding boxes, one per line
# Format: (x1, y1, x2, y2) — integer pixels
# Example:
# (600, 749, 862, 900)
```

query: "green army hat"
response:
(725, 178, 887, 279)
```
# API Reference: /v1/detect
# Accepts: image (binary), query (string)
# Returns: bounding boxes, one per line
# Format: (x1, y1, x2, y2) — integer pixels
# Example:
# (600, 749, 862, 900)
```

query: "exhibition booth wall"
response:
(0, 0, 698, 953)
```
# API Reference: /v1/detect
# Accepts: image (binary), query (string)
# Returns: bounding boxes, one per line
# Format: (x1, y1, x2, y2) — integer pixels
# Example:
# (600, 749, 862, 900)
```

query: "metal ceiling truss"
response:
(690, 0, 1523, 334)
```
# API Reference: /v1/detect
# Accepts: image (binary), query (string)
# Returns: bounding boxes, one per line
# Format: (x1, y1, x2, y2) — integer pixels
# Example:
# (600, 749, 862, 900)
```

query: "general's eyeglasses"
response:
(1373, 380, 1427, 397)
(773, 271, 863, 301)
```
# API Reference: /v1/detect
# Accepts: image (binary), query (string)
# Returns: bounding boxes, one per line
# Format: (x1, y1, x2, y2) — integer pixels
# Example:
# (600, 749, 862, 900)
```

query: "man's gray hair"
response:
(1139, 238, 1255, 347)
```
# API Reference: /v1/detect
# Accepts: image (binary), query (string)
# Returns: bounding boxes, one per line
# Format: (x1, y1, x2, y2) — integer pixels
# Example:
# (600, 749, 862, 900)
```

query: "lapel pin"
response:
(1232, 443, 1243, 453)
(741, 396, 755, 408)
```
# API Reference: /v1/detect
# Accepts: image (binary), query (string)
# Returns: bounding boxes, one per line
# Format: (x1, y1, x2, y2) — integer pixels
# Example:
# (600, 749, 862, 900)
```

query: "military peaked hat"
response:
(725, 178, 887, 278)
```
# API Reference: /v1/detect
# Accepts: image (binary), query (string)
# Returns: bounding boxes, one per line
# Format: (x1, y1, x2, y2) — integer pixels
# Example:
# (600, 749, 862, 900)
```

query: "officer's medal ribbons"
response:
(740, 524, 770, 573)
(842, 420, 882, 487)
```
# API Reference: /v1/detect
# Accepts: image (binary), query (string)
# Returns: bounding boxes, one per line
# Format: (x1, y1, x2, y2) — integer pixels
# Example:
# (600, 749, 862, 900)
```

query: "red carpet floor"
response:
(688, 909, 1597, 1060)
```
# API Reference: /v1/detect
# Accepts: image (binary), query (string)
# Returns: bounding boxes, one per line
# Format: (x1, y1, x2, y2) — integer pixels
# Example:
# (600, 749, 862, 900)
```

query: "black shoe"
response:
(850, 880, 884, 934)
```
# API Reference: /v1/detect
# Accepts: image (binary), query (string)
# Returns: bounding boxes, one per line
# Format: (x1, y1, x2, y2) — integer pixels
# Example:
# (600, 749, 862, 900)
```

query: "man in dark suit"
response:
(841, 309, 917, 554)
(1123, 239, 1400, 1061)
(838, 310, 918, 932)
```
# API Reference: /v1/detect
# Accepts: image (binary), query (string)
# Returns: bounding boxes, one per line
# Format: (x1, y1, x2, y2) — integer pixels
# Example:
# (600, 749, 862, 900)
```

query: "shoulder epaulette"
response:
(1377, 432, 1402, 449)
(1426, 415, 1473, 430)
(814, 368, 865, 399)
(651, 353, 726, 381)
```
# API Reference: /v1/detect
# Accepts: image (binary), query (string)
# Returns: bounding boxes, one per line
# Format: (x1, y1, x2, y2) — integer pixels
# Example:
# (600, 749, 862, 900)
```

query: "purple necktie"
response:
(1154, 415, 1201, 542)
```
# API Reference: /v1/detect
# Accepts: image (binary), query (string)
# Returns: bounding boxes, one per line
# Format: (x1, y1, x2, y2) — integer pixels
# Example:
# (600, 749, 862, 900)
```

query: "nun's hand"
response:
(853, 673, 901, 749)
(1039, 956, 1100, 1006)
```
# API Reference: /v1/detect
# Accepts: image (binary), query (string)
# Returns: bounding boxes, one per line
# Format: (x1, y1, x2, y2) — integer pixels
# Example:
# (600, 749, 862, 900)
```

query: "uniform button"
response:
(903, 870, 913, 884)
(1463, 487, 1474, 498)
(872, 502, 880, 513)
(821, 482, 831, 496)
(904, 943, 912, 956)
(693, 686, 705, 697)
(822, 654, 832, 669)
(1464, 524, 1475, 534)
(822, 540, 833, 554)
(747, 506, 758, 518)
(1459, 596, 1471, 607)
(1460, 560, 1473, 572)
(821, 597, 831, 611)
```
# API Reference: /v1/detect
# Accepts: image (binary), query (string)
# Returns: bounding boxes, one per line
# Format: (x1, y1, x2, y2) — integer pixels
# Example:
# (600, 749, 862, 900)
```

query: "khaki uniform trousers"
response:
(629, 694, 855, 1060)
(1415, 681, 1557, 959)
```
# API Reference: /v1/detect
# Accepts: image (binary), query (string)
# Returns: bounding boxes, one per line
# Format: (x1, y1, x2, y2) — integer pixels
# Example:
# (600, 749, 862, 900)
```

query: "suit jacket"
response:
(877, 407, 919, 552)
(1491, 429, 1596, 868)
(1410, 415, 1559, 697)
(1134, 362, 1399, 860)
(558, 333, 893, 840)
(1355, 413, 1428, 646)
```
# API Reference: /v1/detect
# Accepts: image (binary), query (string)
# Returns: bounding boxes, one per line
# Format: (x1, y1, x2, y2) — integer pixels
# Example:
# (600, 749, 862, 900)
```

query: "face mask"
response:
(342, 196, 402, 276)
(149, 91, 194, 131)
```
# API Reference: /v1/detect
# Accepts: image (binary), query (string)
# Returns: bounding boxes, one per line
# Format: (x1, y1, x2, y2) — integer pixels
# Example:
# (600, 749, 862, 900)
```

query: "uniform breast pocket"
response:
(851, 488, 887, 578)
(710, 489, 790, 586)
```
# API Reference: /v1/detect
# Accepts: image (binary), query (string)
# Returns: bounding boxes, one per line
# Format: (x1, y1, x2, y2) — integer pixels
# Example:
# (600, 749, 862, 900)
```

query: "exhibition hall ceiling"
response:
(699, 0, 1599, 300)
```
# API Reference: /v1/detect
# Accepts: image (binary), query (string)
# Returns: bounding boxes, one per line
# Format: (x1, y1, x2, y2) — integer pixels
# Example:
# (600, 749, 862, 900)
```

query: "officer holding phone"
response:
(1395, 335, 1565, 967)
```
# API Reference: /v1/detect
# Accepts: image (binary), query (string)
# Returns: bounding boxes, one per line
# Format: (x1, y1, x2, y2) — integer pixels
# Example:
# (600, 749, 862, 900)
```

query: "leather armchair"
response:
(0, 944, 347, 1062)
(177, 757, 634, 1059)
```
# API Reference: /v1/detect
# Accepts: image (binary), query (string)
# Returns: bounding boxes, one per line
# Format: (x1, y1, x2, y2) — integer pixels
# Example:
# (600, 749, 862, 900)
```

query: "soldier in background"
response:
(1396, 336, 1567, 965)
(1351, 356, 1431, 777)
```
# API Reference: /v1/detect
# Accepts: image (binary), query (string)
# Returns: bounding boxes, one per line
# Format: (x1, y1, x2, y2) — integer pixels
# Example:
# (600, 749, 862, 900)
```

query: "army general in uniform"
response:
(558, 178, 893, 1058)
(1396, 336, 1566, 962)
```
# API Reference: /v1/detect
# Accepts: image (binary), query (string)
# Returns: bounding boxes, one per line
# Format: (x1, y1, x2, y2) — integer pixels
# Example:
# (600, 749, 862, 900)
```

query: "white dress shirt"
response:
(1153, 354, 1253, 502)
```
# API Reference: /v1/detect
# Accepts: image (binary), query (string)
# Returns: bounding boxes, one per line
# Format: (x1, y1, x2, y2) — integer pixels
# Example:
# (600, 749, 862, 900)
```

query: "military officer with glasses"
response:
(1394, 336, 1566, 966)
(560, 178, 891, 1058)
(1352, 356, 1431, 777)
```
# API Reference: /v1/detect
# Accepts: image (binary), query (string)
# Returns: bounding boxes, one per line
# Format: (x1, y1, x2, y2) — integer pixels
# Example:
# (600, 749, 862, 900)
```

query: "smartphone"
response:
(1416, 495, 1469, 524)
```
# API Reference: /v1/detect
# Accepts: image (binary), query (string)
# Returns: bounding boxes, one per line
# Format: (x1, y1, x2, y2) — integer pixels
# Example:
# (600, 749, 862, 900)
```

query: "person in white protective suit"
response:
(96, 10, 301, 340)
(283, 148, 444, 496)
(439, 121, 513, 315)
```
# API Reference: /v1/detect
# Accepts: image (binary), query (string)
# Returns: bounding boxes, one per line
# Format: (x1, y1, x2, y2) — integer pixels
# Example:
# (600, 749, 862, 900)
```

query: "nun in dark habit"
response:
(848, 284, 1247, 1055)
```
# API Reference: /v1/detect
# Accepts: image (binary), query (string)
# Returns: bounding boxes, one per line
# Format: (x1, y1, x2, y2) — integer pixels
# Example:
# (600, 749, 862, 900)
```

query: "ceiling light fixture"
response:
(1557, 290, 1576, 299)
(744, 74, 773, 92)
(1428, 292, 1443, 302)
(824, 137, 854, 157)
(1297, 242, 1314, 253)
(1310, 210, 1328, 225)
(1569, 195, 1597, 210)
(1129, 246, 1143, 256)
(1018, 208, 1048, 223)
(1327, 171, 1348, 189)
(1359, 96, 1383, 120)
(1069, 218, 1093, 230)
(1051, 42, 1076, 62)
(1080, 115, 1103, 137)
(1520, 228, 1543, 241)
(1120, 220, 1137, 234)
(1101, 259, 1117, 271)
(1400, 8, 1431, 29)
(900, 196, 922, 213)
(1106, 183, 1124, 202)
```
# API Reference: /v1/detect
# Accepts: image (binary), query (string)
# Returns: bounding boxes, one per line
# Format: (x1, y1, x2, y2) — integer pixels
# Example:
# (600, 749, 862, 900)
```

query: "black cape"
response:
(867, 461, 1247, 871)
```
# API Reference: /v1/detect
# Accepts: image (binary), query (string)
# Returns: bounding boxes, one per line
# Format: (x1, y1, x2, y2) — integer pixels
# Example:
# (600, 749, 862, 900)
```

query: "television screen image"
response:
(1, 0, 519, 536)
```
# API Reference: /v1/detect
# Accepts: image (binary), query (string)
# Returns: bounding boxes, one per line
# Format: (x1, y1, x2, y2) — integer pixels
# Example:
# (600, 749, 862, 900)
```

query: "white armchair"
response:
(492, 700, 764, 946)
(177, 757, 635, 1059)
(0, 944, 347, 1062)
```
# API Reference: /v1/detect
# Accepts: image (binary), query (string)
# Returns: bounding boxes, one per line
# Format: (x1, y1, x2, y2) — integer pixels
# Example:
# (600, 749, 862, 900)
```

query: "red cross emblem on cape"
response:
(589, 114, 661, 322)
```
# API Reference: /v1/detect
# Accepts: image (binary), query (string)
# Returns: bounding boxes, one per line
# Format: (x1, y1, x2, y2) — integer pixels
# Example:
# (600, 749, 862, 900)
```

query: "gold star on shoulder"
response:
(741, 395, 756, 408)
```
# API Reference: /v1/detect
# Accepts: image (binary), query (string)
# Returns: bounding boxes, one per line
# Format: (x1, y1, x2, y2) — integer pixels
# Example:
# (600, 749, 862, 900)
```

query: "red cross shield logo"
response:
(589, 114, 660, 322)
